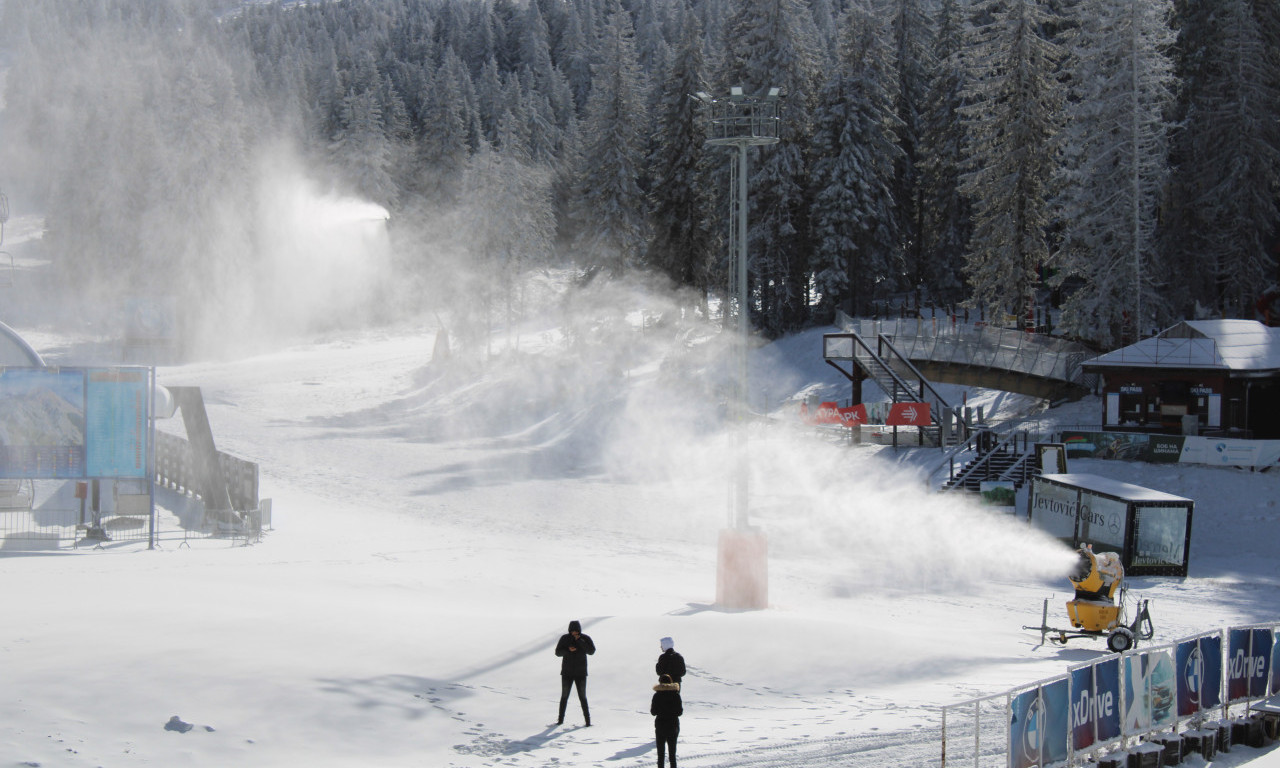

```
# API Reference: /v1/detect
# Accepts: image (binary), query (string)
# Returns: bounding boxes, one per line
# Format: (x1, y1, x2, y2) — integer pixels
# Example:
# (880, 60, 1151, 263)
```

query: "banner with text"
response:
(1227, 627, 1273, 703)
(1071, 657, 1121, 752)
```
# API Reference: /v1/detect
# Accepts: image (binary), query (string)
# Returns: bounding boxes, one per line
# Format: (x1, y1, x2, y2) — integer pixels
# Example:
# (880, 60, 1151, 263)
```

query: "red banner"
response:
(886, 402, 931, 426)
(836, 404, 866, 427)
(802, 401, 865, 428)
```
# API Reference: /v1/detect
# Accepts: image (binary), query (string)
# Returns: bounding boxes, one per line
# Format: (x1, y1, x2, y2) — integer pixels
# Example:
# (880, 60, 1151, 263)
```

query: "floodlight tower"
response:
(695, 86, 780, 609)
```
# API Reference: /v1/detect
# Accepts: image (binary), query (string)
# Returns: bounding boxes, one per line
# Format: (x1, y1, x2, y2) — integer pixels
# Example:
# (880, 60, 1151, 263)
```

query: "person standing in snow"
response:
(655, 637, 685, 684)
(555, 619, 595, 726)
(650, 673, 683, 768)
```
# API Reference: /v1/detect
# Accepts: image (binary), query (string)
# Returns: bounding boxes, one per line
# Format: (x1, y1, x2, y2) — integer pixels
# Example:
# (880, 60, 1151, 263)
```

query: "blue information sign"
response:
(0, 367, 149, 479)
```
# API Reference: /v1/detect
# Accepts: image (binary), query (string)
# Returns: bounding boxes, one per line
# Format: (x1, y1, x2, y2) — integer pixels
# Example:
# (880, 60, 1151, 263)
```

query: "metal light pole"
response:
(695, 87, 780, 609)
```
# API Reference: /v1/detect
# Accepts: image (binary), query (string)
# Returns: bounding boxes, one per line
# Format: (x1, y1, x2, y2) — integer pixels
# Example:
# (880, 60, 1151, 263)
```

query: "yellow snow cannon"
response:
(1024, 546, 1154, 653)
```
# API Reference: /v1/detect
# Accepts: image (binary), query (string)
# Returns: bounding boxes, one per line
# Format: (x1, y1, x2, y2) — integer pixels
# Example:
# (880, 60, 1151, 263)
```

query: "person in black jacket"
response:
(655, 637, 686, 685)
(555, 619, 595, 726)
(650, 674, 683, 768)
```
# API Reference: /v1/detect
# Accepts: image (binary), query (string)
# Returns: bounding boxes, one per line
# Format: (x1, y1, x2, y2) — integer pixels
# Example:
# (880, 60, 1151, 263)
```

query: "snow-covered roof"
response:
(1082, 319, 1280, 373)
(1037, 473, 1193, 504)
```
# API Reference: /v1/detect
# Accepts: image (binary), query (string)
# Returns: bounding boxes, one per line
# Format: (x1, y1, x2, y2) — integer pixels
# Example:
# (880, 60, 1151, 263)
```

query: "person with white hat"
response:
(655, 636, 685, 685)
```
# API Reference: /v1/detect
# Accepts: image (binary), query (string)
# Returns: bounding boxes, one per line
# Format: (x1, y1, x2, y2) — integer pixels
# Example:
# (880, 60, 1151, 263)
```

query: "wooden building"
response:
(1080, 320, 1280, 439)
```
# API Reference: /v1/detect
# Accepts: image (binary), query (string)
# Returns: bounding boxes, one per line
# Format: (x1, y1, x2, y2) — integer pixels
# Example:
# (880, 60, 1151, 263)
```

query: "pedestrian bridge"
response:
(831, 312, 1097, 402)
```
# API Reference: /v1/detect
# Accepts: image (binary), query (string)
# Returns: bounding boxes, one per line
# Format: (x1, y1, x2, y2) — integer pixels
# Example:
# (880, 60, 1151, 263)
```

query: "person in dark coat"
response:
(555, 619, 595, 726)
(650, 673, 683, 768)
(655, 637, 686, 684)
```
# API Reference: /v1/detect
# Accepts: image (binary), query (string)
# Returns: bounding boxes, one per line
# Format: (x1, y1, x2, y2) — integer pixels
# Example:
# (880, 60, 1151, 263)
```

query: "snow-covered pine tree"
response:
(645, 4, 717, 297)
(887, 0, 937, 306)
(1163, 0, 1280, 319)
(720, 0, 823, 335)
(917, 0, 971, 308)
(1051, 0, 1176, 347)
(808, 0, 902, 319)
(569, 0, 651, 277)
(959, 0, 1065, 326)
(330, 87, 397, 209)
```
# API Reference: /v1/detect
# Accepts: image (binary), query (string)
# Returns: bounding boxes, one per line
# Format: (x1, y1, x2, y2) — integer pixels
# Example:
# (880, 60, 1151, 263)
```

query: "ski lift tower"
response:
(696, 86, 780, 610)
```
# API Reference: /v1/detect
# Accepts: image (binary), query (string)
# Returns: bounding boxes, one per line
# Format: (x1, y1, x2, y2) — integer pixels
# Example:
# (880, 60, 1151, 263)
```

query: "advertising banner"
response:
(0, 368, 86, 479)
(1078, 492, 1128, 550)
(886, 402, 930, 426)
(836, 404, 866, 427)
(1227, 628, 1273, 703)
(1010, 679, 1070, 768)
(1176, 634, 1223, 718)
(1178, 437, 1280, 469)
(1062, 431, 1280, 469)
(1123, 650, 1176, 736)
(1028, 479, 1079, 539)
(1071, 657, 1121, 751)
(1132, 506, 1189, 570)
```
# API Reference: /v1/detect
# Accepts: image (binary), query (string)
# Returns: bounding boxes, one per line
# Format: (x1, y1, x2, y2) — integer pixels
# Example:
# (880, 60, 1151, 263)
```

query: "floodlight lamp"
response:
(729, 86, 744, 100)
(694, 91, 712, 103)
(767, 87, 781, 99)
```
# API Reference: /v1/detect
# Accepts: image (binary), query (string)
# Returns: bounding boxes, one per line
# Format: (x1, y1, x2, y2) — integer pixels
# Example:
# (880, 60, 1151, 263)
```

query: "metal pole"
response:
(735, 143, 749, 530)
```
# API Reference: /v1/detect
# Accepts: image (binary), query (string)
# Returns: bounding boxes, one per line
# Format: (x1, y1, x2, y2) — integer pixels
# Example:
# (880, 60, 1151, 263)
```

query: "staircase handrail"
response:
(875, 333, 973, 439)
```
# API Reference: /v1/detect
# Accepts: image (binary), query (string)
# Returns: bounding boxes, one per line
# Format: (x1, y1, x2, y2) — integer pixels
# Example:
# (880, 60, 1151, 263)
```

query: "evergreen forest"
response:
(2, 0, 1278, 351)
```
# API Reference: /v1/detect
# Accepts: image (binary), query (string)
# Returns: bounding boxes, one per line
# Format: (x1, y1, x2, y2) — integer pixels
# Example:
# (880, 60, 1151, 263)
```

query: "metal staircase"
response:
(824, 330, 973, 446)
(940, 432, 1041, 493)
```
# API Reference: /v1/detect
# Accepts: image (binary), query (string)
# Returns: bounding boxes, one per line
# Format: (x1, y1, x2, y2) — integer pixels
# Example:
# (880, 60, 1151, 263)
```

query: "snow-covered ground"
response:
(2, 217, 1280, 767)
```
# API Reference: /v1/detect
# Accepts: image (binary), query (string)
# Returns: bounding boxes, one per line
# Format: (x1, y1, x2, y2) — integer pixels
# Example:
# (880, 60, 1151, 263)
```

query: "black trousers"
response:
(656, 721, 679, 767)
(559, 675, 589, 722)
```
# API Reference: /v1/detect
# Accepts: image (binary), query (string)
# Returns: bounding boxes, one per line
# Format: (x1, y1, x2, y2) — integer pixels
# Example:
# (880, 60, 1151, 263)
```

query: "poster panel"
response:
(1062, 431, 1150, 461)
(1078, 492, 1127, 551)
(1009, 689, 1039, 768)
(1228, 628, 1273, 703)
(1178, 437, 1280, 469)
(0, 368, 86, 479)
(1132, 506, 1189, 570)
(1071, 657, 1121, 751)
(1177, 634, 1223, 718)
(1009, 680, 1070, 768)
(1271, 636, 1280, 696)
(85, 369, 149, 477)
(1029, 480, 1080, 539)
(1123, 650, 1176, 735)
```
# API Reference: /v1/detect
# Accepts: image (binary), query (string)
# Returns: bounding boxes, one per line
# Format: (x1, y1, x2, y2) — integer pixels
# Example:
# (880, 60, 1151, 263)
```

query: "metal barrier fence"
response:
(940, 623, 1280, 767)
(0, 433, 264, 551)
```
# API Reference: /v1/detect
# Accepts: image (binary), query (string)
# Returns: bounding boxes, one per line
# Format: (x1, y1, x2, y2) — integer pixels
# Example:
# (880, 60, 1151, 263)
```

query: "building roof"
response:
(1082, 319, 1280, 374)
(1038, 473, 1193, 504)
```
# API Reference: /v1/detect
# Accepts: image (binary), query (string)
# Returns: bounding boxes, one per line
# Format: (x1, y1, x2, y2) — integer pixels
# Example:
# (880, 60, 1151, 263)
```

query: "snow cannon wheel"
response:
(1107, 627, 1136, 653)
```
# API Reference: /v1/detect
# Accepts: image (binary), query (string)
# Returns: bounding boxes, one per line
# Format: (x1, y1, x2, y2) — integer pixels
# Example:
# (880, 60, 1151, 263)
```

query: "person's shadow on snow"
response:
(500, 724, 578, 755)
(606, 742, 654, 761)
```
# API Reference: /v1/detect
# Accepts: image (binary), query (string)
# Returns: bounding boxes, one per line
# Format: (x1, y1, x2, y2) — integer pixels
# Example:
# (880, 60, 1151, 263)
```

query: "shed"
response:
(1027, 473, 1193, 577)
(1081, 320, 1280, 439)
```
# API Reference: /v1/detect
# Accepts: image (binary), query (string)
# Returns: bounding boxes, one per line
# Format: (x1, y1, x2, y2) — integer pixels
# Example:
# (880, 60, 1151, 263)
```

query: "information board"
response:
(0, 367, 150, 479)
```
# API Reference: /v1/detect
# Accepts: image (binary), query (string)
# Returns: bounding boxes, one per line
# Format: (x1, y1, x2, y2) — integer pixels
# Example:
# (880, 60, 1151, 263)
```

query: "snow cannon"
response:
(1023, 545, 1154, 653)
(1066, 547, 1124, 634)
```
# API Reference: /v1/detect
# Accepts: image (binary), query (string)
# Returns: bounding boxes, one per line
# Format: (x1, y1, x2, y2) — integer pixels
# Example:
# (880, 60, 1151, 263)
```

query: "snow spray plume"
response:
(0, 6, 406, 360)
(746, 432, 1078, 593)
